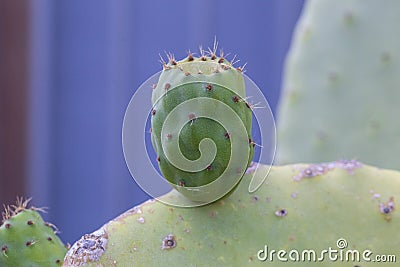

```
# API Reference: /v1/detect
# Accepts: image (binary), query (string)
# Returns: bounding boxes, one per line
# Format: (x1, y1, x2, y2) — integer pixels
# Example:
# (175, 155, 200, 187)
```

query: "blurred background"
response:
(0, 0, 304, 244)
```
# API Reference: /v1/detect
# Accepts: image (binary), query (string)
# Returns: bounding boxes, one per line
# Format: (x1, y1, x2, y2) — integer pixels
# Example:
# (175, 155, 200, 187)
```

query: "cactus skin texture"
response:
(0, 198, 67, 266)
(64, 162, 399, 266)
(276, 0, 400, 169)
(151, 49, 254, 202)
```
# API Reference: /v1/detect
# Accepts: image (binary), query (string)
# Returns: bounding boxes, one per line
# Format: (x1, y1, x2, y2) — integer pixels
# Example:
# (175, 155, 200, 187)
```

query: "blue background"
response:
(27, 0, 304, 244)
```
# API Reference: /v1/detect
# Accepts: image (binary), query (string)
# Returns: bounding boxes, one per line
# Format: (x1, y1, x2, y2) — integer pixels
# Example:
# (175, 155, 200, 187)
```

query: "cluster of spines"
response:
(158, 40, 247, 74)
(2, 197, 40, 218)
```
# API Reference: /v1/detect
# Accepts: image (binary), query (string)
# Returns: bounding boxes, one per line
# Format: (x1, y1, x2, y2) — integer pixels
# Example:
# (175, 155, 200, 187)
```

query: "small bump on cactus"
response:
(0, 197, 68, 267)
(151, 42, 254, 203)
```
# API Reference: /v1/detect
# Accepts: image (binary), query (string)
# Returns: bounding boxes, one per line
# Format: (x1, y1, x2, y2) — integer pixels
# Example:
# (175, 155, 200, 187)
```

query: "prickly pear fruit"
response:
(276, 0, 400, 169)
(64, 161, 400, 266)
(151, 46, 254, 203)
(0, 198, 67, 266)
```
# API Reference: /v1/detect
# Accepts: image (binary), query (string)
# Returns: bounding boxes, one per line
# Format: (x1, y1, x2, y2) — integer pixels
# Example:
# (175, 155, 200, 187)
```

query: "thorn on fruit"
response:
(208, 37, 218, 60)
(231, 54, 240, 66)
(187, 50, 194, 61)
(236, 62, 247, 73)
(166, 52, 177, 65)
(44, 222, 59, 231)
(158, 53, 167, 68)
(188, 113, 196, 121)
(199, 45, 207, 61)
(218, 49, 225, 63)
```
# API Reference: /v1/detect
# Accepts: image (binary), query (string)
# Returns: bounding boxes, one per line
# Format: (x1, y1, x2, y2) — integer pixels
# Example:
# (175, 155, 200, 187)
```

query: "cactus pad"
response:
(64, 162, 400, 266)
(276, 0, 400, 169)
(0, 198, 67, 266)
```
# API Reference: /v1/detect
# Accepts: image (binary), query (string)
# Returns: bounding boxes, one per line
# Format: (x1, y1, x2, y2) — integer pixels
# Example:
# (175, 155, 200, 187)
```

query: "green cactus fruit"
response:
(0, 198, 68, 266)
(276, 0, 400, 169)
(64, 161, 399, 266)
(151, 46, 254, 203)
